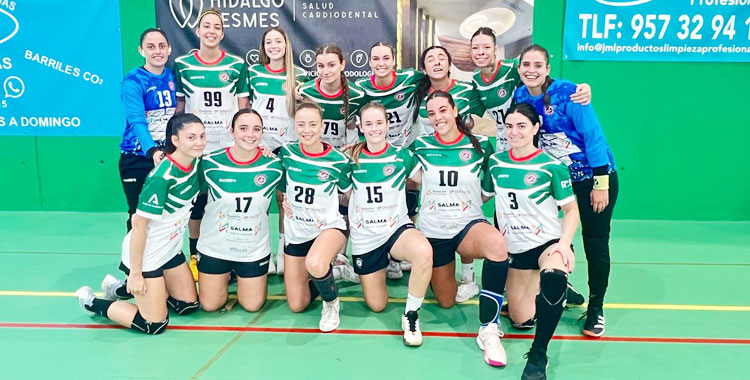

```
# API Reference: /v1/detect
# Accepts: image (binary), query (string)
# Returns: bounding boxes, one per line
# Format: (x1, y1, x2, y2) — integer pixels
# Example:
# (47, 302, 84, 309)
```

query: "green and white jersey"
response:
(472, 58, 521, 152)
(278, 142, 350, 244)
(356, 69, 424, 147)
(174, 50, 250, 152)
(418, 80, 485, 136)
(298, 79, 366, 149)
(482, 149, 575, 253)
(197, 147, 283, 262)
(122, 155, 200, 271)
(247, 64, 309, 150)
(341, 144, 421, 255)
(411, 133, 494, 238)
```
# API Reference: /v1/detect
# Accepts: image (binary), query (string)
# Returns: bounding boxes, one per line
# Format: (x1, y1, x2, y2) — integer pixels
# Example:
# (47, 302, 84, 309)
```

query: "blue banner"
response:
(0, 0, 123, 136)
(563, 0, 750, 62)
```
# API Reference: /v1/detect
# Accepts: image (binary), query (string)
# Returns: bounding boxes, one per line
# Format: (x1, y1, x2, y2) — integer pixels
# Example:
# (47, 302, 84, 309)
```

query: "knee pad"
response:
(510, 316, 536, 330)
(539, 268, 568, 306)
(338, 204, 348, 216)
(167, 296, 200, 315)
(406, 190, 419, 216)
(131, 311, 169, 335)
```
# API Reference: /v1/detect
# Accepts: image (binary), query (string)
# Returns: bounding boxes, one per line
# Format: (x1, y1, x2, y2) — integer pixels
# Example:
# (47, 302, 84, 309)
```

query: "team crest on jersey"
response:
(318, 170, 330, 181)
(383, 165, 395, 176)
(544, 105, 555, 115)
(497, 88, 507, 98)
(339, 106, 346, 116)
(254, 174, 267, 186)
(459, 149, 473, 161)
(169, 81, 175, 91)
(524, 173, 538, 185)
(220, 72, 231, 82)
(395, 92, 405, 101)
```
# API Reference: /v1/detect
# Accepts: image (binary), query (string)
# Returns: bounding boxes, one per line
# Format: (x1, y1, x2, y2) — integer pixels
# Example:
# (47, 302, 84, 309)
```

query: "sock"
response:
(115, 282, 133, 300)
(310, 266, 338, 302)
(479, 258, 509, 325)
(461, 263, 475, 281)
(531, 268, 568, 352)
(278, 234, 285, 253)
(85, 298, 114, 318)
(189, 238, 198, 256)
(405, 293, 424, 313)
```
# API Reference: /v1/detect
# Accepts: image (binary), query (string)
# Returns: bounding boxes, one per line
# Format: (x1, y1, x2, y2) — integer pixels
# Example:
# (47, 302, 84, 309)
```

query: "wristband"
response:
(593, 175, 609, 190)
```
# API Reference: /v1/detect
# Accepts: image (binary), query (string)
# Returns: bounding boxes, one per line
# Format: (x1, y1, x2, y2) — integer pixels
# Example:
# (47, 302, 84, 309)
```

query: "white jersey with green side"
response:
(197, 147, 283, 262)
(411, 133, 493, 238)
(482, 149, 575, 253)
(174, 50, 250, 152)
(122, 155, 200, 271)
(471, 58, 521, 152)
(278, 142, 350, 244)
(247, 64, 309, 150)
(298, 79, 366, 149)
(418, 79, 485, 136)
(341, 144, 420, 255)
(356, 69, 424, 147)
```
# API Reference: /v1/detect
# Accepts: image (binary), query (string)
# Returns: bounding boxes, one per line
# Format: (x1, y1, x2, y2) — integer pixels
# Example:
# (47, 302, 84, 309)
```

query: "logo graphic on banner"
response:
(170, 0, 204, 28)
(299, 50, 316, 68)
(3, 76, 24, 98)
(350, 50, 369, 68)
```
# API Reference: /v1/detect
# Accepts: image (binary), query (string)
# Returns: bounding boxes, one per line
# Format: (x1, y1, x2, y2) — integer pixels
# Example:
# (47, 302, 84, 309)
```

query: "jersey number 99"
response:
(204, 91, 223, 107)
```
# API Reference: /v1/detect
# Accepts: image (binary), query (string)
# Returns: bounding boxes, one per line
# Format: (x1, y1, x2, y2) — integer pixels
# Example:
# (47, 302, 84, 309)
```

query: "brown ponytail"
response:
(425, 90, 483, 155)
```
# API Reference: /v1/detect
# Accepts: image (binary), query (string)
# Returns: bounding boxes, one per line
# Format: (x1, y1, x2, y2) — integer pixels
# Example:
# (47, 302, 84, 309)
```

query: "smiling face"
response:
(504, 111, 539, 150)
(423, 47, 450, 81)
(232, 112, 263, 152)
(316, 53, 345, 88)
(263, 29, 286, 62)
(369, 45, 395, 79)
(518, 50, 550, 90)
(426, 96, 459, 137)
(359, 106, 389, 147)
(172, 122, 207, 158)
(196, 13, 224, 49)
(470, 34, 497, 69)
(139, 31, 170, 70)
(294, 107, 323, 146)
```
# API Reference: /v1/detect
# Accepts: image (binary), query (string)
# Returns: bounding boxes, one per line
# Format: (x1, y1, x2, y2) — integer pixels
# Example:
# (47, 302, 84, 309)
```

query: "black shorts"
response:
(352, 223, 415, 275)
(119, 251, 186, 278)
(427, 219, 489, 268)
(190, 193, 208, 220)
(197, 252, 270, 278)
(509, 239, 569, 270)
(284, 229, 346, 257)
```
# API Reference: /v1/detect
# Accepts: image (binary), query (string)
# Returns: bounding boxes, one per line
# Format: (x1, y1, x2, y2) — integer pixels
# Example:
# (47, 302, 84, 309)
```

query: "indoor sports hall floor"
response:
(0, 211, 748, 379)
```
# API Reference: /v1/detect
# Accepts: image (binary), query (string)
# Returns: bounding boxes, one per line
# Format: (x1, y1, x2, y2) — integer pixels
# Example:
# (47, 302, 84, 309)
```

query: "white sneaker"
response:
(276, 252, 285, 275)
(101, 274, 125, 301)
(333, 254, 360, 283)
(268, 256, 277, 275)
(476, 323, 507, 367)
(386, 260, 403, 280)
(401, 310, 423, 346)
(75, 286, 95, 315)
(319, 298, 340, 332)
(399, 261, 412, 272)
(455, 277, 480, 302)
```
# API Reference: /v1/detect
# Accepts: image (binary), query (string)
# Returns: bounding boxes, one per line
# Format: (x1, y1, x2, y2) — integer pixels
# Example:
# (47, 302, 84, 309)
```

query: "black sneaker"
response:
(521, 347, 549, 380)
(580, 307, 605, 337)
(566, 282, 585, 306)
(401, 310, 423, 346)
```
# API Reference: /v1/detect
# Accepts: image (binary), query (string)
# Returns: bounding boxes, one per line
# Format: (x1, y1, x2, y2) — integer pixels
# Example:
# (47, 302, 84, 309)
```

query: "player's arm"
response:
(127, 214, 150, 295)
(173, 66, 187, 114)
(175, 97, 186, 114)
(122, 78, 160, 163)
(570, 83, 592, 105)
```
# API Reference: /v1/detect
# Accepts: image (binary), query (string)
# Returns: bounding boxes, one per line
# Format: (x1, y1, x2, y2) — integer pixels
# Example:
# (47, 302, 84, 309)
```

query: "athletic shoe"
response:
(399, 261, 412, 272)
(319, 298, 340, 332)
(476, 323, 507, 367)
(521, 347, 549, 380)
(455, 277, 480, 302)
(500, 303, 509, 316)
(581, 307, 605, 337)
(333, 254, 360, 283)
(386, 260, 403, 280)
(101, 274, 125, 301)
(276, 252, 285, 275)
(189, 255, 199, 282)
(268, 256, 277, 275)
(74, 286, 95, 315)
(401, 310, 422, 347)
(566, 282, 585, 306)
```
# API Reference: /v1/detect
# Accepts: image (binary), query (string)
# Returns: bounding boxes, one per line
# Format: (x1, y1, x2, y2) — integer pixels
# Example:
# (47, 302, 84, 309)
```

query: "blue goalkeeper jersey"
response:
(119, 67, 177, 156)
(514, 79, 615, 182)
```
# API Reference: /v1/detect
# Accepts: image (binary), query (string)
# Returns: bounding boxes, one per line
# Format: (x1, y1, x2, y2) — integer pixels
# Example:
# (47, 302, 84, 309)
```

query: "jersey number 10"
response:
(438, 170, 458, 187)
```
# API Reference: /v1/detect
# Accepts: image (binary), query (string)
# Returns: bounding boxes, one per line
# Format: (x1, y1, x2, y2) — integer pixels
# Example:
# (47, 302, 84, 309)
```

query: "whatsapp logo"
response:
(3, 76, 24, 98)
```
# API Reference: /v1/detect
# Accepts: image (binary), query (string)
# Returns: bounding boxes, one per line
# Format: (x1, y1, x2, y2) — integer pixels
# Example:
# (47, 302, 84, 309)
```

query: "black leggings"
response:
(119, 153, 154, 231)
(572, 172, 619, 309)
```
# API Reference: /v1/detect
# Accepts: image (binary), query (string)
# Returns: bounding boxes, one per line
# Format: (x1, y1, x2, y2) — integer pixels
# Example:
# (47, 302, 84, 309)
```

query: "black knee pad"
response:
(510, 316, 536, 330)
(406, 189, 419, 217)
(539, 268, 568, 306)
(167, 296, 200, 315)
(338, 204, 348, 216)
(131, 311, 169, 335)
